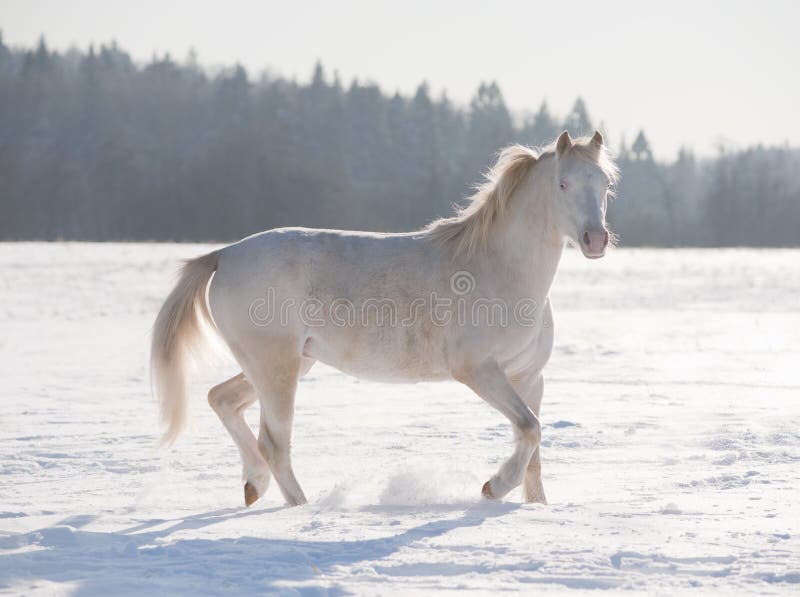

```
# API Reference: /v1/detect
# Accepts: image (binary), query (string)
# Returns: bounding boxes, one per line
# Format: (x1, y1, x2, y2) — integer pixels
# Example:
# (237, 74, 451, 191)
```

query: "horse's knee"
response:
(527, 376, 544, 415)
(518, 414, 541, 448)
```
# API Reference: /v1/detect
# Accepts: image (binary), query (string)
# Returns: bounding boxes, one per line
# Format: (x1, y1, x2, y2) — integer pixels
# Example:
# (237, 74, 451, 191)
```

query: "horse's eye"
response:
(559, 180, 567, 191)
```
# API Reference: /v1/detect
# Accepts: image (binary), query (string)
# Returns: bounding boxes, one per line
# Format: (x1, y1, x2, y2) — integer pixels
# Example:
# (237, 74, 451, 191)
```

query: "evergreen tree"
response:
(631, 130, 653, 161)
(562, 97, 592, 137)
(519, 101, 559, 146)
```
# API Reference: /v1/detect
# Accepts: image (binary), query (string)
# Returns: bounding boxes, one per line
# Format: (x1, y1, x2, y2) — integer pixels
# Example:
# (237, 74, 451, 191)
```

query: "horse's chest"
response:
(495, 308, 555, 375)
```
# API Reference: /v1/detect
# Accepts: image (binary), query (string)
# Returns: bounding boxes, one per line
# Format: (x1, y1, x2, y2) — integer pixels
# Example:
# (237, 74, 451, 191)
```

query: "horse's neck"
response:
(486, 168, 564, 299)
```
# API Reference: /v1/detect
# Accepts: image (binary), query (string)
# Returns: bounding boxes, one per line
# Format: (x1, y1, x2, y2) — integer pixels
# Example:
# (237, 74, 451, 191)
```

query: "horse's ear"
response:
(591, 130, 604, 149)
(556, 131, 572, 157)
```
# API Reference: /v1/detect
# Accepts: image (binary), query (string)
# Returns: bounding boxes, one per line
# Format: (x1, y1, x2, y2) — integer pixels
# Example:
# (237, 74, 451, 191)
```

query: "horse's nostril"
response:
(583, 231, 591, 246)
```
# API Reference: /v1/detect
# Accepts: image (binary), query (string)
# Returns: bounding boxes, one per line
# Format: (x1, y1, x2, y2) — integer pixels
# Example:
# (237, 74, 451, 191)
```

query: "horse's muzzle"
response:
(581, 228, 609, 259)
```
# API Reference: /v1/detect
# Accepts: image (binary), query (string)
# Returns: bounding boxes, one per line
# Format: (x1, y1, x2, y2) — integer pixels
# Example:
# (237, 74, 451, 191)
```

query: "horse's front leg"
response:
(455, 359, 541, 500)
(510, 372, 546, 504)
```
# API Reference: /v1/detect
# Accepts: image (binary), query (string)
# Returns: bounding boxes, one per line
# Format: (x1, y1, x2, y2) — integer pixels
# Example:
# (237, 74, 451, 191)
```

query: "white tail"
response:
(151, 249, 220, 445)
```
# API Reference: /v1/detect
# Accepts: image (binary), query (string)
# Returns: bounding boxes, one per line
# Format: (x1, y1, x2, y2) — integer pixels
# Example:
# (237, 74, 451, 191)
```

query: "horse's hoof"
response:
(244, 482, 259, 506)
(285, 493, 308, 507)
(523, 482, 547, 504)
(481, 480, 497, 500)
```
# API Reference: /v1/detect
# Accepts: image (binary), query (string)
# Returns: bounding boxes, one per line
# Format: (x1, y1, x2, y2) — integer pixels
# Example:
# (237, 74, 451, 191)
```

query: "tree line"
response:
(1, 36, 798, 246)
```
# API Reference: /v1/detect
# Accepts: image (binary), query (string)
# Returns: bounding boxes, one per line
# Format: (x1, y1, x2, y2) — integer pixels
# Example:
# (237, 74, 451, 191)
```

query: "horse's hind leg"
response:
(242, 343, 308, 507)
(208, 373, 270, 506)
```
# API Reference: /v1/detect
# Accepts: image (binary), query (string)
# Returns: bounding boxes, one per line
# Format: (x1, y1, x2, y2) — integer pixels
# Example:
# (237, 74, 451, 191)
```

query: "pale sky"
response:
(1, 0, 798, 159)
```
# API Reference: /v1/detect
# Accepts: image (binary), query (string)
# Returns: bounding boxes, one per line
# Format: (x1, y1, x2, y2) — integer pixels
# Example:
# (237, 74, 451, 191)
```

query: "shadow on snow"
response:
(0, 502, 525, 594)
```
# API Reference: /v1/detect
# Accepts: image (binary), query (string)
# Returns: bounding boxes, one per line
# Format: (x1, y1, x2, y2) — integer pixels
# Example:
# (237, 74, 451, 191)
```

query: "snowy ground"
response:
(1, 243, 798, 595)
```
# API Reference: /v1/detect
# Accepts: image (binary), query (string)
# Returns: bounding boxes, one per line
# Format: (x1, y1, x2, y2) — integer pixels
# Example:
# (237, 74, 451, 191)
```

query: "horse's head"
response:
(551, 130, 618, 259)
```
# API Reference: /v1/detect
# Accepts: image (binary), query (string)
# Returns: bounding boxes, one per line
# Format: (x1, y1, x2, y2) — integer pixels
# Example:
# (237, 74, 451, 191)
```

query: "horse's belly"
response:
(302, 334, 450, 383)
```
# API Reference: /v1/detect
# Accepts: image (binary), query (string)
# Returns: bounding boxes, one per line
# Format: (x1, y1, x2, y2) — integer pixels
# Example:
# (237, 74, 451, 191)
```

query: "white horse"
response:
(151, 131, 619, 507)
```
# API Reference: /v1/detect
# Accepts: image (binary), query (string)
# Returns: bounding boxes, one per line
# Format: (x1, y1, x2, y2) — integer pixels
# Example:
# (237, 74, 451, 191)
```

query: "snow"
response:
(1, 243, 798, 595)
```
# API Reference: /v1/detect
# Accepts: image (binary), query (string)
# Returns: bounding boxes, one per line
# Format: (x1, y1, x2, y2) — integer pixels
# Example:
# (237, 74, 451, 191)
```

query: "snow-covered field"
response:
(1, 243, 798, 595)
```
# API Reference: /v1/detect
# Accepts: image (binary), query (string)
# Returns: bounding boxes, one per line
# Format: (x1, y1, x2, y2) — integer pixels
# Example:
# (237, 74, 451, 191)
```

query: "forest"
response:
(1, 36, 798, 245)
